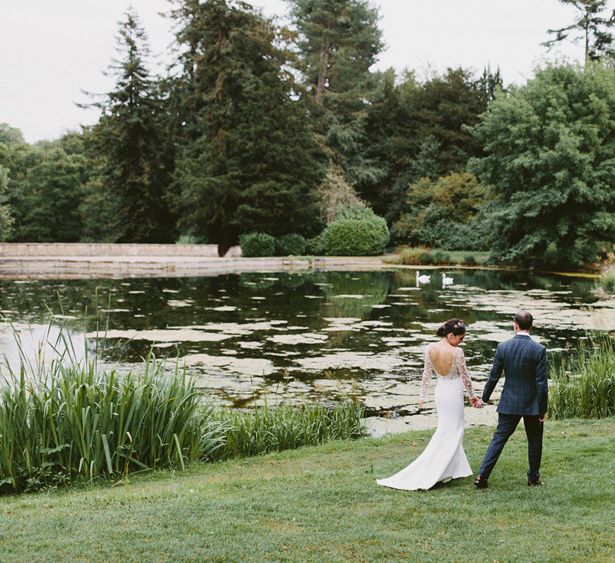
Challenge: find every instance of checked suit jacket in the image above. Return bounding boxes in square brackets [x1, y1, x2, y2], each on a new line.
[482, 333, 548, 416]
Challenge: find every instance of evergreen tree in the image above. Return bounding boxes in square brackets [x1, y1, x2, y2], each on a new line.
[82, 8, 174, 242]
[0, 162, 14, 241]
[470, 64, 615, 267]
[544, 0, 615, 63]
[170, 0, 325, 251]
[287, 0, 384, 184]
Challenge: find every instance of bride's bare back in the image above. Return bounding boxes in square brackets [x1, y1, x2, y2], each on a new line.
[427, 342, 458, 376]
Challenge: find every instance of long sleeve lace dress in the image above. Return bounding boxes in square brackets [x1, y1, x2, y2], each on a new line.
[377, 345, 476, 491]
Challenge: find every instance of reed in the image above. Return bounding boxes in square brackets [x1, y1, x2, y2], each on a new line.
[549, 334, 615, 419]
[207, 401, 365, 460]
[0, 324, 365, 492]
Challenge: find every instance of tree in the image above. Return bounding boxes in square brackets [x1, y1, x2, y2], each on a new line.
[0, 162, 14, 241]
[393, 172, 493, 250]
[170, 0, 325, 251]
[287, 0, 384, 184]
[81, 8, 174, 242]
[470, 64, 615, 267]
[359, 67, 501, 223]
[544, 0, 615, 63]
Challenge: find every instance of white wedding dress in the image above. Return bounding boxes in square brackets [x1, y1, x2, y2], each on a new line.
[377, 345, 477, 491]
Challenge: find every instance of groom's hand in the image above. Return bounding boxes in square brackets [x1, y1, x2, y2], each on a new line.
[539, 413, 546, 423]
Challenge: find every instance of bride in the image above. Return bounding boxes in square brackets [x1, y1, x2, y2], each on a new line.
[377, 318, 483, 491]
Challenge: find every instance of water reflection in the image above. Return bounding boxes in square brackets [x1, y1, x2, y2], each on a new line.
[0, 269, 612, 414]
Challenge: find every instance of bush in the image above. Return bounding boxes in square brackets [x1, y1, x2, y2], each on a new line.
[320, 206, 389, 256]
[306, 235, 324, 255]
[430, 250, 452, 265]
[276, 233, 307, 256]
[599, 268, 615, 294]
[239, 232, 276, 257]
[176, 234, 200, 244]
[464, 254, 476, 265]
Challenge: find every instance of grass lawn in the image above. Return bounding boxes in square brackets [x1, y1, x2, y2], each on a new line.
[0, 418, 613, 561]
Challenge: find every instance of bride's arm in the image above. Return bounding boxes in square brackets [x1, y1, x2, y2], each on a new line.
[455, 347, 480, 404]
[419, 347, 433, 406]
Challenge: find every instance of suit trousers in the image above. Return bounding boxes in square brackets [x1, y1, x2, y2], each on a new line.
[478, 413, 543, 481]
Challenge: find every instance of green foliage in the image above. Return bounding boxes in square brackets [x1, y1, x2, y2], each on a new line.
[0, 355, 204, 492]
[393, 172, 493, 250]
[359, 67, 502, 220]
[315, 165, 363, 223]
[209, 401, 365, 459]
[320, 205, 389, 256]
[3, 140, 86, 242]
[176, 234, 201, 245]
[393, 247, 486, 266]
[276, 233, 307, 256]
[171, 0, 324, 247]
[0, 162, 14, 240]
[470, 64, 615, 268]
[599, 268, 615, 293]
[543, 0, 615, 62]
[549, 334, 615, 419]
[306, 234, 324, 255]
[239, 232, 276, 257]
[81, 9, 175, 243]
[288, 0, 384, 185]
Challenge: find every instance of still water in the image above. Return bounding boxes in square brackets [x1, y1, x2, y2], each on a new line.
[0, 269, 613, 415]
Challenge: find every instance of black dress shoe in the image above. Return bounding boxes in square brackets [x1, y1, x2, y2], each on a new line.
[527, 479, 543, 486]
[474, 474, 488, 489]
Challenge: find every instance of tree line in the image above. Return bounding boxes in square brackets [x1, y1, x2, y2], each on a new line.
[0, 0, 614, 268]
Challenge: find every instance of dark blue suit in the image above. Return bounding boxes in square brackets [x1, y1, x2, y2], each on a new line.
[478, 333, 548, 481]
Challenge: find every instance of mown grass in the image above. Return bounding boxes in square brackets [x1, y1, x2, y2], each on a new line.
[549, 334, 615, 419]
[0, 418, 612, 561]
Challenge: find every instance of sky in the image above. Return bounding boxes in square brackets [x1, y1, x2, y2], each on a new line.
[0, 0, 604, 143]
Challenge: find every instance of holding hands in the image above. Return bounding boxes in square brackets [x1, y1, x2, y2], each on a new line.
[470, 396, 484, 409]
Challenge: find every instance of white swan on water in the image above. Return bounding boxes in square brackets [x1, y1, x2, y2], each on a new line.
[416, 271, 431, 285]
[442, 273, 454, 287]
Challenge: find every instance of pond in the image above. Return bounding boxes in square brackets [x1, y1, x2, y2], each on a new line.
[1, 268, 613, 420]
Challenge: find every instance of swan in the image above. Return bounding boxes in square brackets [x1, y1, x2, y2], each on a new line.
[416, 271, 431, 285]
[442, 273, 454, 287]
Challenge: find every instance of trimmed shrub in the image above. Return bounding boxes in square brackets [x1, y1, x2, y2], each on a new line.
[306, 235, 324, 255]
[276, 233, 307, 256]
[321, 206, 389, 256]
[239, 232, 276, 257]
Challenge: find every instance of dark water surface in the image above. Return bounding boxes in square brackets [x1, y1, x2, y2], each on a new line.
[1, 269, 612, 413]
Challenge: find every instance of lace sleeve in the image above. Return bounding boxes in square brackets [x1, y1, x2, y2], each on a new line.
[420, 347, 433, 402]
[455, 347, 476, 399]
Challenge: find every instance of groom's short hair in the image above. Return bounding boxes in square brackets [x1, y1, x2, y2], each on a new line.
[514, 311, 533, 330]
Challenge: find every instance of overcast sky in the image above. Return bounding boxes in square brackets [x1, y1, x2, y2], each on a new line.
[0, 0, 604, 143]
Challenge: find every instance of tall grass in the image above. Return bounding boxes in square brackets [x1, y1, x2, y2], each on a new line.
[0, 324, 365, 493]
[549, 334, 615, 419]
[599, 268, 615, 294]
[209, 401, 365, 460]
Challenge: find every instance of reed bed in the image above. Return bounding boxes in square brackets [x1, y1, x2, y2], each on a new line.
[0, 326, 365, 493]
[549, 334, 615, 419]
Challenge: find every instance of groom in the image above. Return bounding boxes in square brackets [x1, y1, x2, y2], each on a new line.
[475, 311, 548, 488]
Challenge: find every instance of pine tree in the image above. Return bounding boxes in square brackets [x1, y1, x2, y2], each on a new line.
[544, 0, 615, 63]
[287, 0, 384, 185]
[81, 8, 174, 242]
[169, 0, 325, 252]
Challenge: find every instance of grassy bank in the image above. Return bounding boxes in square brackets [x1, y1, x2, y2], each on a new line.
[0, 418, 613, 561]
[387, 247, 490, 266]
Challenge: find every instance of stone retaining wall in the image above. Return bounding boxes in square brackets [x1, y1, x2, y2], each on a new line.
[0, 242, 241, 257]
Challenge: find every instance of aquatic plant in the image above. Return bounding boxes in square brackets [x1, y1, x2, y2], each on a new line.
[549, 334, 615, 419]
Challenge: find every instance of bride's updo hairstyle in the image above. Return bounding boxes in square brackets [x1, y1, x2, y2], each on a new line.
[436, 318, 466, 337]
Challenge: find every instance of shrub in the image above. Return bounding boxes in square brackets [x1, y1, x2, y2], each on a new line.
[320, 206, 389, 256]
[599, 268, 615, 294]
[239, 232, 276, 257]
[397, 247, 424, 265]
[464, 254, 476, 265]
[176, 234, 200, 244]
[306, 235, 324, 255]
[276, 233, 307, 256]
[430, 250, 452, 265]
